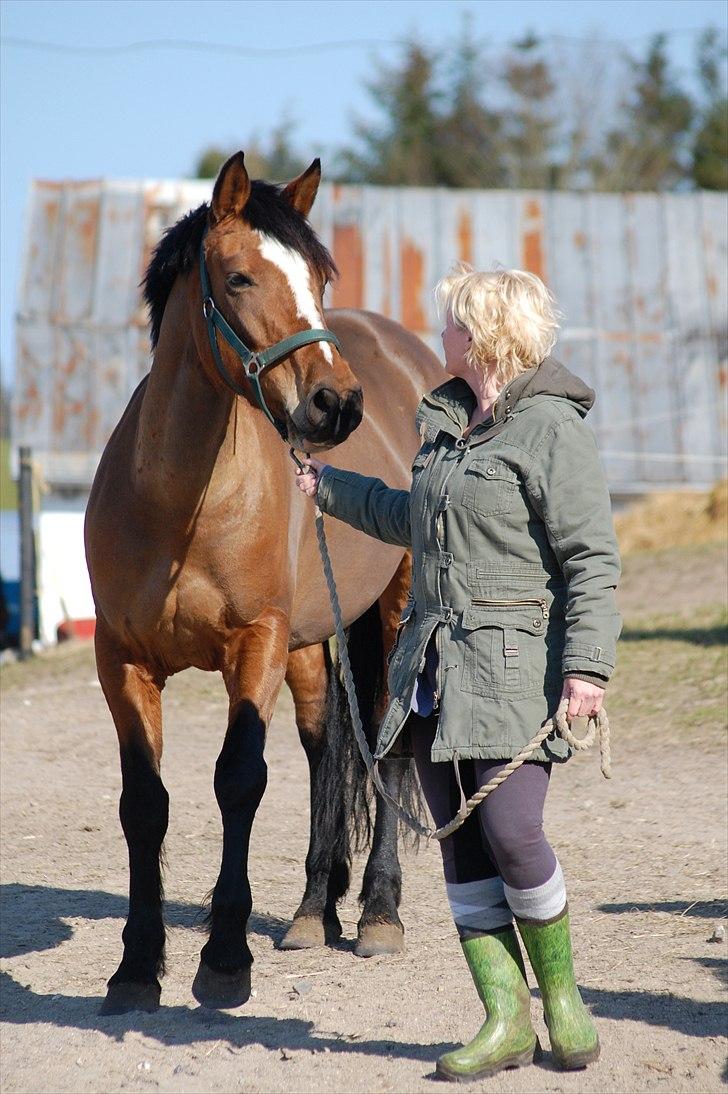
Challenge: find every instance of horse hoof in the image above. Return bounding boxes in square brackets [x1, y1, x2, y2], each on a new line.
[100, 981, 160, 1015]
[191, 961, 251, 1009]
[355, 922, 405, 958]
[279, 916, 342, 950]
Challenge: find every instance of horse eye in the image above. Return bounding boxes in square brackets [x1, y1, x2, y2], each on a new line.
[226, 272, 254, 291]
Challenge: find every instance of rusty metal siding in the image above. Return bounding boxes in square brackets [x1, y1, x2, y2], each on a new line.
[13, 180, 728, 492]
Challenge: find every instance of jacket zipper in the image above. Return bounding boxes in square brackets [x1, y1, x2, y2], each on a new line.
[433, 623, 443, 709]
[470, 596, 550, 619]
[432, 454, 462, 710]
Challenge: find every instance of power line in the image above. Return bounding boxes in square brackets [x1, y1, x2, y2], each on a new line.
[0, 27, 723, 59]
[0, 35, 400, 57]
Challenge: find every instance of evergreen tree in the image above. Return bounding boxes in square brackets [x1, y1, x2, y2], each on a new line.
[692, 28, 728, 190]
[195, 146, 229, 179]
[335, 41, 445, 185]
[593, 34, 694, 190]
[500, 33, 558, 189]
[193, 117, 306, 181]
[438, 18, 507, 188]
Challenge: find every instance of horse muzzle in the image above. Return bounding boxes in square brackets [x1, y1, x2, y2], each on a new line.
[293, 384, 363, 447]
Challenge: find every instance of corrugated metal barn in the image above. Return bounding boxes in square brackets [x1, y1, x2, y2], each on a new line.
[13, 179, 728, 493]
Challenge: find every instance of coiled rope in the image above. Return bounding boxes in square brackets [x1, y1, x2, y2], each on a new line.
[314, 502, 611, 842]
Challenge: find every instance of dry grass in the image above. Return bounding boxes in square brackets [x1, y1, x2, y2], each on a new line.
[607, 601, 727, 752]
[615, 478, 728, 555]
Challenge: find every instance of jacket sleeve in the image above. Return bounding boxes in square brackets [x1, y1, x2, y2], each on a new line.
[315, 466, 411, 547]
[523, 414, 622, 681]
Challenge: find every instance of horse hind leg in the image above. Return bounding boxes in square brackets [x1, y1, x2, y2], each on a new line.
[279, 642, 349, 950]
[356, 551, 416, 958]
[95, 620, 169, 1015]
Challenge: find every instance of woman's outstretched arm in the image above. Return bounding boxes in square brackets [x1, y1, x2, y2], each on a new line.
[295, 456, 411, 547]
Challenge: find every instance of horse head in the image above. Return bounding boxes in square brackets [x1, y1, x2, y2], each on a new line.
[197, 152, 363, 449]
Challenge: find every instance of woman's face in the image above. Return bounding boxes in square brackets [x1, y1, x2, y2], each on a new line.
[441, 309, 471, 376]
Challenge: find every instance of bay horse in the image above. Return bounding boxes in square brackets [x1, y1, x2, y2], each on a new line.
[84, 151, 444, 1014]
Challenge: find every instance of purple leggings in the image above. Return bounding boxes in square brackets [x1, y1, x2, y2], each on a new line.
[409, 710, 557, 890]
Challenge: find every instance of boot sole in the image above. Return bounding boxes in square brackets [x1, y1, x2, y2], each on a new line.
[435, 1041, 539, 1083]
[553, 1041, 600, 1070]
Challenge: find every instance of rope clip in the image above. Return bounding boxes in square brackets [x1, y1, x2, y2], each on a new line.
[289, 447, 311, 473]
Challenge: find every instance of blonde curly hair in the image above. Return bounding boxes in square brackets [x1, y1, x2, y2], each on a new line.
[435, 263, 562, 386]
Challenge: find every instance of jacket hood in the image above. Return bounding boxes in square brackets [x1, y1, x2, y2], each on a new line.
[416, 356, 595, 439]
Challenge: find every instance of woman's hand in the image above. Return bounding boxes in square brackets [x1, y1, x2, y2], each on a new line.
[294, 455, 328, 497]
[561, 677, 605, 719]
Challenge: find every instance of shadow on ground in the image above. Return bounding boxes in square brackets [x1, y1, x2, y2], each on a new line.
[0, 883, 289, 959]
[0, 968, 724, 1052]
[0, 971, 454, 1062]
[1, 884, 725, 1053]
[620, 624, 727, 646]
[688, 955, 728, 987]
[597, 899, 727, 919]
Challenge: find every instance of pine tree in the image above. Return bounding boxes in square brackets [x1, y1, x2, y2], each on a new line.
[500, 33, 558, 189]
[593, 34, 694, 190]
[692, 28, 728, 190]
[336, 41, 445, 185]
[438, 17, 507, 188]
[193, 117, 306, 181]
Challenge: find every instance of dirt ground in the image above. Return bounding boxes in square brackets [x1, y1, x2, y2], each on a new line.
[1, 540, 726, 1094]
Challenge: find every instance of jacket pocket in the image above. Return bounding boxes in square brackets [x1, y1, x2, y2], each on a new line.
[461, 456, 519, 517]
[459, 598, 550, 697]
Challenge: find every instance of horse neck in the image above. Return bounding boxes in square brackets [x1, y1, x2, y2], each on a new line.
[134, 278, 251, 509]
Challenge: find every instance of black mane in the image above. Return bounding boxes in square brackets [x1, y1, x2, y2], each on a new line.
[143, 180, 338, 348]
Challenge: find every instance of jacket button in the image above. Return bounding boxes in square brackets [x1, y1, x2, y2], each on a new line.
[486, 467, 496, 476]
[533, 619, 542, 628]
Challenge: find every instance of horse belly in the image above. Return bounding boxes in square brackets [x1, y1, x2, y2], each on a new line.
[288, 524, 404, 649]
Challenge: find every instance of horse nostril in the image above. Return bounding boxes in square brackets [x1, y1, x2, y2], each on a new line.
[343, 388, 363, 431]
[311, 387, 339, 415]
[304, 385, 363, 439]
[307, 385, 340, 426]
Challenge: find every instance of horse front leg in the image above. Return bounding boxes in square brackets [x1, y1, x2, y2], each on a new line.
[95, 620, 169, 1014]
[192, 618, 288, 1009]
[280, 642, 346, 950]
[356, 756, 407, 957]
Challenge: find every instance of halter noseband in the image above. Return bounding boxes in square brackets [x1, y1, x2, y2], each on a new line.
[199, 228, 341, 440]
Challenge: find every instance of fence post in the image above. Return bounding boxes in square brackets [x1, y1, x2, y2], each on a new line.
[18, 446, 35, 660]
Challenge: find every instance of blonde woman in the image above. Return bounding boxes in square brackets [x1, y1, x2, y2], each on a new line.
[295, 266, 621, 1081]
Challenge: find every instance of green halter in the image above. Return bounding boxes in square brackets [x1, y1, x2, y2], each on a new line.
[199, 229, 342, 440]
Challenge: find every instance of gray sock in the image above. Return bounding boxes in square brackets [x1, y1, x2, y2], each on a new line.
[503, 860, 567, 922]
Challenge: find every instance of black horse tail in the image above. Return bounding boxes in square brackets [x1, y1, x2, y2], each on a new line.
[313, 602, 424, 905]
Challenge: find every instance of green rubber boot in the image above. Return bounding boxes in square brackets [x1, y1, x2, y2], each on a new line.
[516, 907, 600, 1070]
[435, 926, 539, 1082]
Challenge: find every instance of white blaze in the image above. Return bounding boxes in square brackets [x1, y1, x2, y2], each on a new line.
[256, 232, 333, 364]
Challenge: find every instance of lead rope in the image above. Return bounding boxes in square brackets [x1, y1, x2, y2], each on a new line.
[312, 494, 611, 843]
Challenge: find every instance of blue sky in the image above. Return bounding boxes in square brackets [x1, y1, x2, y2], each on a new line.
[2, 0, 726, 388]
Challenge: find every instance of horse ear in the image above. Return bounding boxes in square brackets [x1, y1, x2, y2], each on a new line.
[282, 159, 321, 217]
[210, 152, 251, 223]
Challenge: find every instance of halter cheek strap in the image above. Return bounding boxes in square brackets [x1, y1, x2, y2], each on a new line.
[199, 231, 341, 439]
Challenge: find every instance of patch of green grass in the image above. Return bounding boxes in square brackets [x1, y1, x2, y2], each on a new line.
[0, 438, 18, 511]
[0, 640, 96, 693]
[608, 605, 727, 748]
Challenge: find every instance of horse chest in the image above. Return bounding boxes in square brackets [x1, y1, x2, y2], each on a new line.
[120, 546, 280, 665]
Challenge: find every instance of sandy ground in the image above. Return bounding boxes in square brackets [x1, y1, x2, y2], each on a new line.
[1, 541, 726, 1093]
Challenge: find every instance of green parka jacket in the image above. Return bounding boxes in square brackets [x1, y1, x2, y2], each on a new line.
[316, 356, 622, 764]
